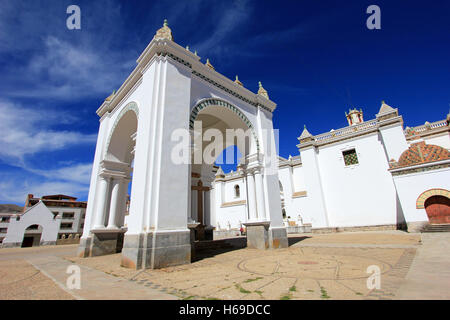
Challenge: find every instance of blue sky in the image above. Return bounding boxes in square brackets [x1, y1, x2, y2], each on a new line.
[0, 0, 449, 204]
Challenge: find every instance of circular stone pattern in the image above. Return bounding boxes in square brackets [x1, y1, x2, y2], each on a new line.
[237, 251, 391, 280]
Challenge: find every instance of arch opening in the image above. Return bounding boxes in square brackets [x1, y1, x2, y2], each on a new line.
[189, 99, 257, 245]
[22, 224, 43, 247]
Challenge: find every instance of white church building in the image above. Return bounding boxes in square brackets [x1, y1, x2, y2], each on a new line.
[215, 104, 450, 234]
[78, 20, 450, 270]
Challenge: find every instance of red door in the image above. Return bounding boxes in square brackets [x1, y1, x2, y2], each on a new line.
[425, 196, 450, 224]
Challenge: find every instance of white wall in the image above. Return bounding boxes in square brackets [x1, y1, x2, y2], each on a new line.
[393, 166, 450, 224]
[422, 133, 450, 150]
[315, 133, 399, 228]
[3, 202, 61, 245]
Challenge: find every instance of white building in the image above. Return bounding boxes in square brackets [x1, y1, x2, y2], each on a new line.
[1, 194, 86, 248]
[78, 21, 449, 270]
[213, 103, 449, 234]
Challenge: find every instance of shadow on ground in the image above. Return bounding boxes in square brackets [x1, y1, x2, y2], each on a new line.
[193, 237, 246, 262]
[288, 236, 311, 246]
[192, 235, 312, 262]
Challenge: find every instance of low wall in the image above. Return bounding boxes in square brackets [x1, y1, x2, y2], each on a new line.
[312, 224, 397, 234]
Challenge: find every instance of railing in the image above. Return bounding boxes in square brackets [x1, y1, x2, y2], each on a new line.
[313, 120, 378, 144]
[406, 119, 448, 134]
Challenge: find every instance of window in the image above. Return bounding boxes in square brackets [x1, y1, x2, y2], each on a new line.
[1, 217, 10, 223]
[234, 185, 240, 198]
[0, 228, 7, 233]
[62, 212, 75, 219]
[343, 149, 359, 166]
[60, 223, 73, 229]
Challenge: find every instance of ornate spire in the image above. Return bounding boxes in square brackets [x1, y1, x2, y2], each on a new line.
[376, 100, 398, 120]
[153, 19, 173, 41]
[298, 125, 313, 142]
[234, 75, 243, 86]
[257, 81, 269, 99]
[378, 100, 395, 114]
[205, 58, 214, 70]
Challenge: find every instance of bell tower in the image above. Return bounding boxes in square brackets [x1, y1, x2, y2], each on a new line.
[345, 108, 364, 126]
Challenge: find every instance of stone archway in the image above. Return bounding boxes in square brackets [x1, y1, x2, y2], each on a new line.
[80, 21, 287, 270]
[189, 98, 287, 251]
[22, 224, 42, 247]
[417, 189, 450, 224]
[189, 98, 259, 242]
[79, 103, 137, 257]
[424, 196, 450, 224]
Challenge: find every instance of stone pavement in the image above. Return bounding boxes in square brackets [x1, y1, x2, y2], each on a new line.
[67, 231, 430, 300]
[1, 231, 448, 300]
[395, 232, 450, 299]
[0, 244, 177, 300]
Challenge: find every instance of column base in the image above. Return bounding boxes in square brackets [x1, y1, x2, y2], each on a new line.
[77, 229, 125, 257]
[268, 226, 288, 248]
[121, 230, 191, 270]
[244, 222, 288, 250]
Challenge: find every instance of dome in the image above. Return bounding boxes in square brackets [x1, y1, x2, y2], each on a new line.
[396, 141, 450, 167]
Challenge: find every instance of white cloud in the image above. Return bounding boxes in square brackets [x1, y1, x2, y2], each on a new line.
[0, 100, 96, 164]
[0, 178, 90, 204]
[29, 163, 92, 185]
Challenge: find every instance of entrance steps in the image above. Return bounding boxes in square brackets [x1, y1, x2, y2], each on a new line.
[421, 224, 450, 233]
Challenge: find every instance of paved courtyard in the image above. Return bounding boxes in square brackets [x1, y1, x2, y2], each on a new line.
[0, 231, 449, 300]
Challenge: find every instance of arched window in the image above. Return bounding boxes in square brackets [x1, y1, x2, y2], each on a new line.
[234, 185, 240, 198]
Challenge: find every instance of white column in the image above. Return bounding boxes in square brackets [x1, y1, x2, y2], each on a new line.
[93, 176, 110, 229]
[246, 172, 258, 221]
[254, 170, 266, 221]
[107, 178, 122, 229]
[115, 179, 129, 228]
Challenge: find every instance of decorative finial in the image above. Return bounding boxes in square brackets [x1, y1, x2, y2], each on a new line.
[186, 45, 189, 51]
[257, 81, 269, 99]
[153, 18, 173, 41]
[194, 50, 197, 56]
[205, 58, 214, 70]
[234, 75, 243, 86]
[382, 100, 386, 104]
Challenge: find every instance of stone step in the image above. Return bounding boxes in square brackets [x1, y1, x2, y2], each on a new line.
[422, 224, 450, 233]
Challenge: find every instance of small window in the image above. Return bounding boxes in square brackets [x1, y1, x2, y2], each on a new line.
[62, 212, 75, 219]
[60, 223, 73, 229]
[1, 217, 10, 223]
[343, 149, 358, 166]
[234, 185, 240, 198]
[0, 228, 7, 233]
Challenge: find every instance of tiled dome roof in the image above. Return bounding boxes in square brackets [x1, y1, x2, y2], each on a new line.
[397, 141, 450, 167]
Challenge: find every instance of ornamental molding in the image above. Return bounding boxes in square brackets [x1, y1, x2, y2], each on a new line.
[190, 98, 260, 153]
[416, 188, 450, 209]
[97, 38, 276, 117]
